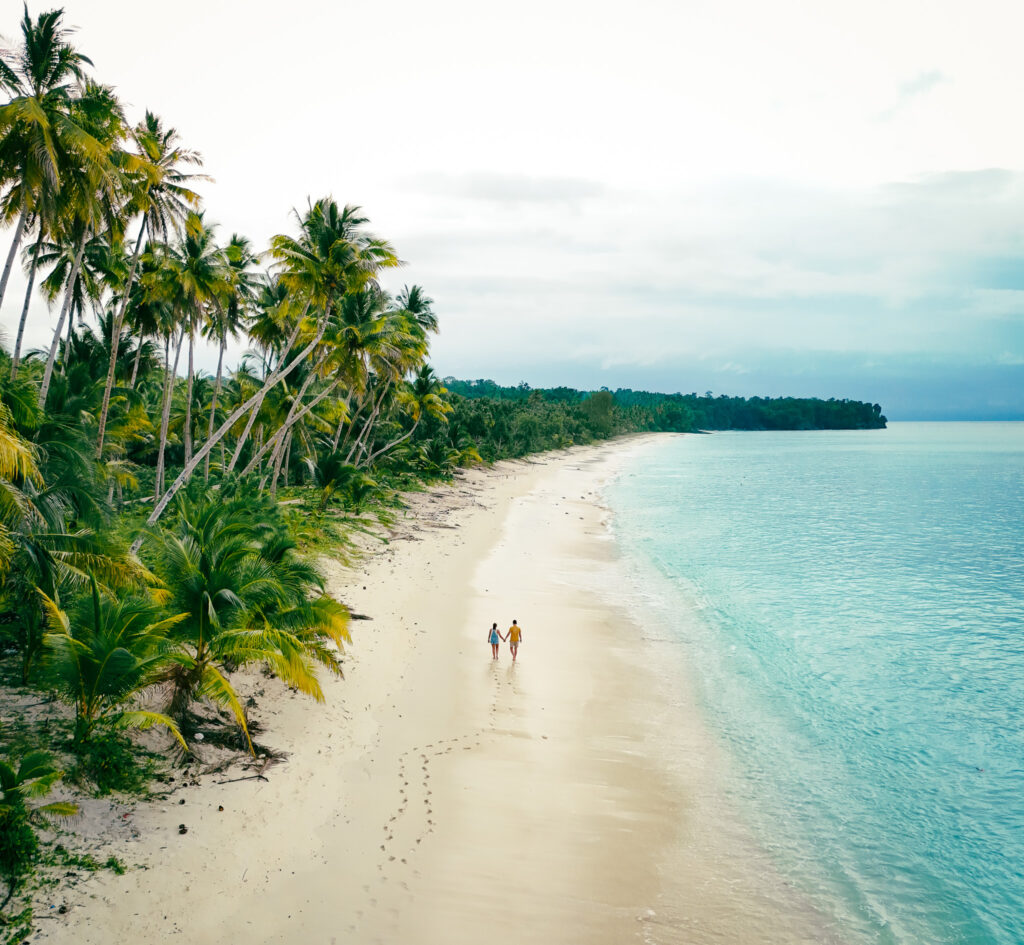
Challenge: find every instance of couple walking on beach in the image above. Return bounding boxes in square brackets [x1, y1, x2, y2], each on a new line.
[488, 620, 523, 661]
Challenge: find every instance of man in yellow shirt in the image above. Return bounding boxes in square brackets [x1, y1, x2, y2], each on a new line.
[506, 619, 523, 662]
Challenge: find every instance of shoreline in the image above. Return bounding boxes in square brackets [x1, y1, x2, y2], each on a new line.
[42, 435, 833, 943]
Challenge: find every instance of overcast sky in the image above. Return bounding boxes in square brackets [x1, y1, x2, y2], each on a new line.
[3, 0, 1024, 418]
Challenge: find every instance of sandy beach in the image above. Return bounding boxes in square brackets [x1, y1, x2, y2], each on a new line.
[41, 436, 835, 945]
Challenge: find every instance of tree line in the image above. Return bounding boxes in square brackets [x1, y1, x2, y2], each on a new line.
[443, 380, 886, 458]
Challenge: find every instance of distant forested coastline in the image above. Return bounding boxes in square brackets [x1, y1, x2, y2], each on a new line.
[443, 378, 885, 461]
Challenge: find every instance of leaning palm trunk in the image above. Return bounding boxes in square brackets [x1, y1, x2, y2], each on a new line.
[0, 206, 28, 315]
[244, 377, 343, 479]
[268, 431, 288, 495]
[10, 225, 45, 380]
[330, 413, 346, 450]
[282, 429, 292, 488]
[128, 339, 144, 389]
[60, 297, 77, 374]
[259, 351, 328, 478]
[155, 331, 183, 499]
[38, 233, 87, 407]
[337, 389, 371, 454]
[183, 329, 194, 466]
[204, 336, 226, 482]
[361, 418, 420, 469]
[131, 306, 331, 550]
[226, 302, 310, 472]
[346, 380, 393, 465]
[97, 218, 147, 454]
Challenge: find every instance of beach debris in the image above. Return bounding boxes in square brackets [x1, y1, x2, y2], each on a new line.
[178, 825, 188, 834]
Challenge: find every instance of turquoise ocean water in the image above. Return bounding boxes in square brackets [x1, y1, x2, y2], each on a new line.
[607, 422, 1024, 944]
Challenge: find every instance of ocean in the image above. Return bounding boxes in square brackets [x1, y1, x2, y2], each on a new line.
[606, 422, 1024, 945]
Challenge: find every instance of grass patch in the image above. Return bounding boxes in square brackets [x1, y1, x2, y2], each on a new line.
[46, 845, 126, 876]
[66, 733, 163, 797]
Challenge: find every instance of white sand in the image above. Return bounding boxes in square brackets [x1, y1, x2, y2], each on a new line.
[41, 437, 837, 944]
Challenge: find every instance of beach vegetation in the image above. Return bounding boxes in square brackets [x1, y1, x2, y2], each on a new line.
[0, 749, 77, 914]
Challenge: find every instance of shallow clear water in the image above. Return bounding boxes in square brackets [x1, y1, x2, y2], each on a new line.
[608, 422, 1024, 945]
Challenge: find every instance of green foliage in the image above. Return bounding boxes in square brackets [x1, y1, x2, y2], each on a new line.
[0, 750, 77, 915]
[48, 845, 126, 875]
[442, 379, 886, 461]
[153, 490, 349, 751]
[41, 575, 185, 747]
[0, 805, 36, 910]
[66, 732, 161, 797]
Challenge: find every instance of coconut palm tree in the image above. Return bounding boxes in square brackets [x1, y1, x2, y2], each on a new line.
[0, 749, 78, 912]
[1, 383, 149, 681]
[0, 5, 106, 375]
[135, 199, 399, 541]
[203, 233, 257, 480]
[159, 211, 228, 466]
[96, 111, 206, 454]
[154, 492, 349, 751]
[360, 363, 452, 469]
[41, 575, 186, 747]
[38, 80, 130, 407]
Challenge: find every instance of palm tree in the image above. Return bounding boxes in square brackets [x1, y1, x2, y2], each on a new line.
[95, 111, 205, 454]
[121, 244, 169, 389]
[41, 575, 186, 746]
[154, 492, 349, 751]
[0, 5, 105, 375]
[0, 399, 40, 577]
[0, 749, 78, 912]
[38, 80, 129, 407]
[203, 233, 256, 480]
[360, 363, 451, 468]
[159, 211, 228, 466]
[302, 450, 365, 513]
[36, 228, 107, 373]
[0, 388, 149, 681]
[135, 198, 399, 542]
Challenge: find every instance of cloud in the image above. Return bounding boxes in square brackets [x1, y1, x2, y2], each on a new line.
[880, 168, 1016, 203]
[401, 171, 606, 206]
[876, 69, 948, 122]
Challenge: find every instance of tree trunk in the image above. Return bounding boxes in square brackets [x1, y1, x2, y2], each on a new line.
[38, 232, 88, 407]
[241, 375, 340, 478]
[10, 225, 45, 380]
[155, 332, 183, 499]
[97, 217, 147, 454]
[362, 417, 420, 468]
[338, 391, 370, 454]
[183, 329, 195, 466]
[282, 429, 292, 488]
[128, 339, 144, 389]
[226, 302, 310, 472]
[0, 205, 28, 315]
[60, 297, 77, 375]
[260, 352, 327, 477]
[331, 413, 346, 450]
[132, 304, 330, 548]
[204, 336, 226, 482]
[346, 380, 392, 465]
[268, 430, 287, 496]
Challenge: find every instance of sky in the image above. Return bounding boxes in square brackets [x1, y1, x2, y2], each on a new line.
[3, 0, 1024, 419]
